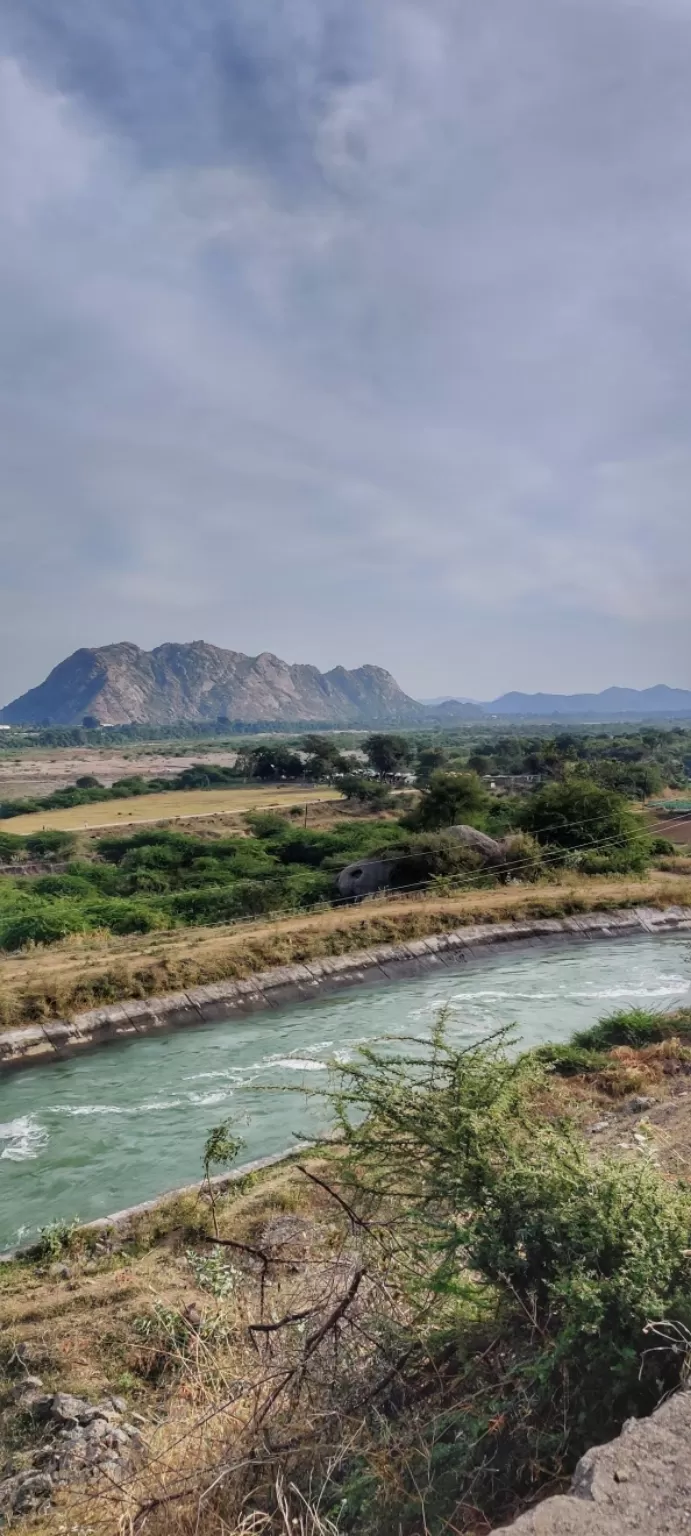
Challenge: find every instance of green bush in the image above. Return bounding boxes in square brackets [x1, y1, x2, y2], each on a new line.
[25, 830, 77, 858]
[403, 770, 489, 831]
[519, 779, 649, 865]
[244, 811, 290, 839]
[339, 775, 392, 808]
[651, 836, 676, 856]
[573, 1007, 691, 1052]
[534, 1042, 611, 1075]
[0, 901, 90, 950]
[0, 830, 26, 862]
[329, 1024, 691, 1530]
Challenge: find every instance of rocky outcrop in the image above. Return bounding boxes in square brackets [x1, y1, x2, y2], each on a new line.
[1, 641, 425, 726]
[494, 1388, 691, 1532]
[0, 1382, 144, 1517]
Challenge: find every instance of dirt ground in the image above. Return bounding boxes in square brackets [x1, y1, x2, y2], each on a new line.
[0, 748, 242, 802]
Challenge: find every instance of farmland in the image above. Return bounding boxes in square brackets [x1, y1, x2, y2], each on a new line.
[0, 784, 340, 835]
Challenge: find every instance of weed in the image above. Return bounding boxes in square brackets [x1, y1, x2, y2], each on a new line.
[186, 1245, 238, 1299]
[36, 1216, 81, 1261]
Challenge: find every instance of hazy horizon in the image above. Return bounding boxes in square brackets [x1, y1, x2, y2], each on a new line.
[2, 1, 690, 704]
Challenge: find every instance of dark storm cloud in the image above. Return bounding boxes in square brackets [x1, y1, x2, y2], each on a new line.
[1, 0, 690, 703]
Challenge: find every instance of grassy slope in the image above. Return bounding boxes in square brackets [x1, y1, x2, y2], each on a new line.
[1, 870, 689, 1028]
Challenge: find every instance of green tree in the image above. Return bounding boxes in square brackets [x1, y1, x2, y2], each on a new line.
[407, 770, 489, 831]
[363, 734, 414, 779]
[248, 746, 305, 781]
[415, 746, 449, 785]
[339, 775, 392, 808]
[519, 778, 649, 859]
[202, 1120, 245, 1236]
[302, 735, 351, 781]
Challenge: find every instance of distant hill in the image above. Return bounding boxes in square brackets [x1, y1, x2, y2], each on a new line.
[484, 686, 691, 717]
[1, 642, 427, 727]
[428, 698, 486, 720]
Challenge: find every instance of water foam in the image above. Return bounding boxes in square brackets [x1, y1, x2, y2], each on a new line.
[0, 1116, 48, 1161]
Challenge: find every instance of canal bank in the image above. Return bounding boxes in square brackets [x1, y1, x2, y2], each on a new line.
[2, 904, 691, 1070]
[1, 923, 690, 1248]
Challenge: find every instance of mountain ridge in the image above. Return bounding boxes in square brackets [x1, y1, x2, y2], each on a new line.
[484, 685, 691, 716]
[0, 641, 427, 727]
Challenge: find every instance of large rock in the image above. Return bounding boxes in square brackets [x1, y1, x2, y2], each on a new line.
[337, 856, 401, 900]
[444, 825, 505, 860]
[493, 1388, 691, 1532]
[336, 825, 505, 900]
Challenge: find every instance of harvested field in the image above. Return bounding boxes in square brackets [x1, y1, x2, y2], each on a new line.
[0, 747, 241, 801]
[0, 784, 340, 836]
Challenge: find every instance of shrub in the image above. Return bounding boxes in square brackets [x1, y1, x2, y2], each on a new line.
[573, 1007, 691, 1052]
[0, 901, 90, 950]
[244, 811, 290, 839]
[0, 830, 26, 863]
[83, 898, 169, 935]
[403, 770, 489, 831]
[534, 1042, 611, 1075]
[339, 775, 392, 808]
[25, 830, 77, 858]
[500, 830, 544, 879]
[329, 1023, 691, 1528]
[519, 779, 649, 864]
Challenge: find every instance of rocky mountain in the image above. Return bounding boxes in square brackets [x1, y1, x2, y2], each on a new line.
[0, 642, 427, 727]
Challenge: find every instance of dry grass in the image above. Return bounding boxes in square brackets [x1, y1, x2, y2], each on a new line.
[0, 1157, 368, 1536]
[0, 871, 689, 1031]
[0, 786, 340, 836]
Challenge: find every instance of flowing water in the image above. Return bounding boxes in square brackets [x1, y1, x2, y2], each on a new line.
[0, 933, 690, 1250]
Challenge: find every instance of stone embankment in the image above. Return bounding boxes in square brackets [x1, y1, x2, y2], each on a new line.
[496, 1388, 691, 1533]
[0, 860, 70, 879]
[1, 905, 690, 1069]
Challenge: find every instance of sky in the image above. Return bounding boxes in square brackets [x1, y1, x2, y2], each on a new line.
[1, 0, 691, 707]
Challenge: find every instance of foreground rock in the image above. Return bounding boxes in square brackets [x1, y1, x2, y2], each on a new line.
[495, 1389, 691, 1532]
[0, 1387, 144, 1517]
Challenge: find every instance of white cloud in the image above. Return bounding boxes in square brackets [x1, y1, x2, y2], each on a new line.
[0, 1, 690, 702]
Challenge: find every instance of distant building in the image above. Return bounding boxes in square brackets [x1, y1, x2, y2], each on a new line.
[483, 773, 545, 793]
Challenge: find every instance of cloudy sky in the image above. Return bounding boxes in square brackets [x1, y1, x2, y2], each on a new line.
[1, 0, 690, 706]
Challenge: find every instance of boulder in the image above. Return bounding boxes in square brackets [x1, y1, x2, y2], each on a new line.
[336, 825, 506, 900]
[337, 856, 399, 900]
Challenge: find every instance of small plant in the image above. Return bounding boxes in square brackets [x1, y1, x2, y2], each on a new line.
[202, 1120, 245, 1235]
[36, 1216, 81, 1261]
[186, 1244, 237, 1298]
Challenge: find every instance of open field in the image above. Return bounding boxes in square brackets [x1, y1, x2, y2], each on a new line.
[0, 784, 341, 835]
[1, 870, 689, 1029]
[0, 746, 242, 801]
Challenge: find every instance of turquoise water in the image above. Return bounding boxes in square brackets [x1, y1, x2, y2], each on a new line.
[0, 934, 689, 1249]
